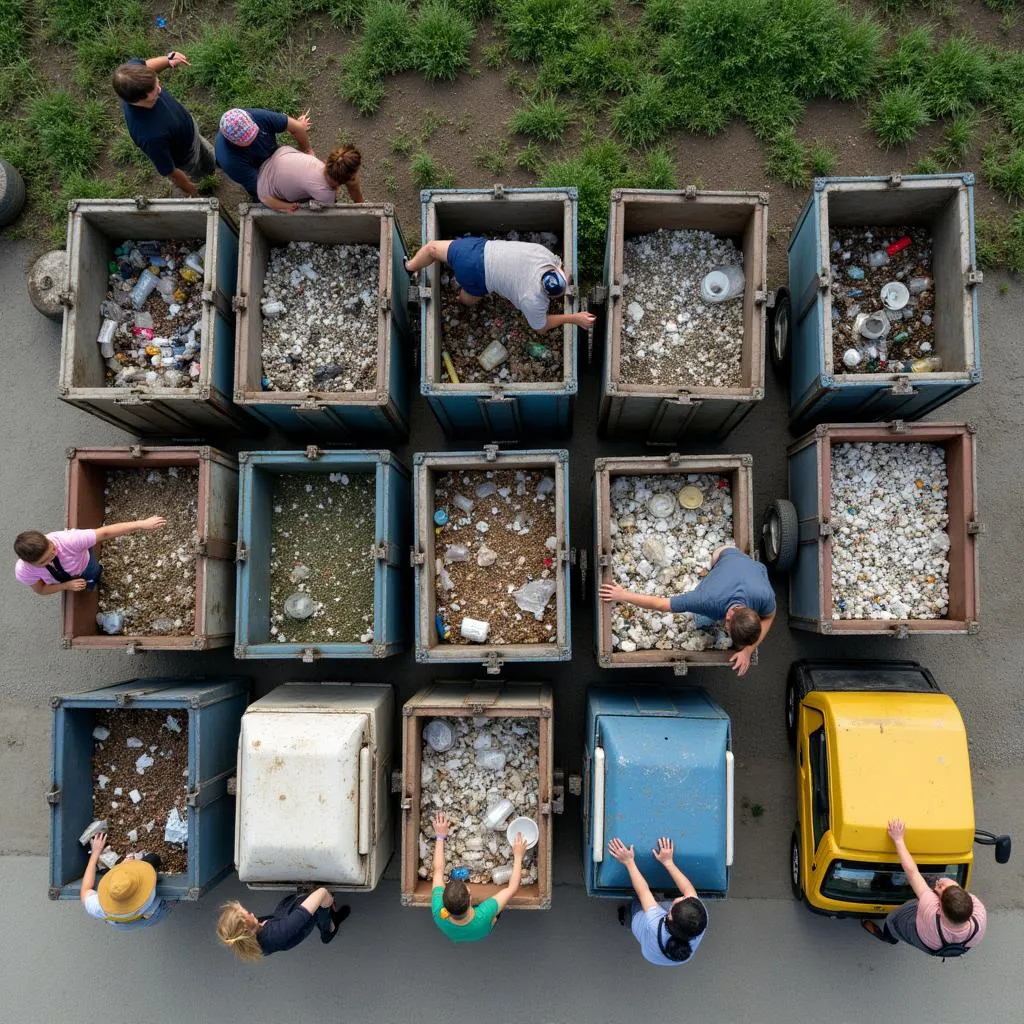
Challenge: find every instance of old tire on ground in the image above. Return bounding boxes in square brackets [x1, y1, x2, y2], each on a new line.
[762, 498, 798, 572]
[27, 250, 67, 320]
[768, 287, 791, 374]
[0, 159, 26, 228]
[790, 830, 803, 901]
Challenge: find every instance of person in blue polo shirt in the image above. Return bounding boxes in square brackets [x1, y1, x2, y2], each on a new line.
[113, 52, 216, 197]
[215, 107, 314, 201]
[600, 544, 776, 676]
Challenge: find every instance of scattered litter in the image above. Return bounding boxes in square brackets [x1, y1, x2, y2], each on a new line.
[164, 807, 188, 845]
[79, 820, 108, 846]
[129, 789, 142, 804]
[126, 738, 143, 749]
[135, 753, 154, 774]
[92, 726, 110, 742]
[98, 849, 121, 870]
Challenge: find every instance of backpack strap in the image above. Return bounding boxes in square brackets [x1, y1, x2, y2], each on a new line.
[935, 913, 980, 951]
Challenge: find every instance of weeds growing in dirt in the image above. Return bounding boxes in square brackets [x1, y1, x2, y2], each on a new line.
[0, 57, 34, 111]
[983, 139, 1024, 201]
[48, 0, 138, 44]
[508, 95, 571, 142]
[867, 86, 931, 148]
[612, 76, 675, 147]
[935, 113, 977, 167]
[483, 44, 505, 69]
[411, 1, 475, 82]
[361, 0, 413, 75]
[323, 0, 366, 29]
[976, 213, 1024, 275]
[339, 51, 385, 115]
[418, 109, 451, 144]
[411, 151, 455, 190]
[30, 91, 106, 177]
[0, 0, 26, 63]
[389, 122, 414, 155]
[914, 156, 943, 175]
[765, 129, 809, 189]
[923, 35, 992, 118]
[74, 21, 150, 92]
[809, 141, 838, 176]
[501, 0, 612, 62]
[111, 127, 151, 168]
[515, 141, 544, 174]
[474, 138, 509, 175]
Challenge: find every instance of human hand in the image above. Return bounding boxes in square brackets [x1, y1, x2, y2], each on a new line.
[295, 109, 313, 133]
[65, 579, 88, 592]
[729, 647, 753, 677]
[599, 582, 628, 604]
[887, 818, 906, 843]
[512, 832, 527, 859]
[608, 838, 634, 865]
[90, 832, 107, 855]
[574, 311, 596, 330]
[433, 811, 450, 838]
[140, 515, 167, 531]
[167, 52, 191, 69]
[284, 203, 299, 213]
[653, 836, 674, 865]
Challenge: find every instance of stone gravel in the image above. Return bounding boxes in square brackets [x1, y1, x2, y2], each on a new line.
[260, 241, 379, 393]
[619, 229, 744, 388]
[417, 715, 539, 886]
[608, 473, 734, 652]
[830, 442, 950, 620]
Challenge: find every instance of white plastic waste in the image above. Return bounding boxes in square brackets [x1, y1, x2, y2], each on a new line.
[491, 865, 514, 885]
[96, 611, 125, 635]
[477, 340, 509, 371]
[700, 264, 745, 302]
[79, 820, 108, 846]
[483, 799, 514, 829]
[164, 807, 188, 845]
[92, 726, 110, 742]
[283, 592, 315, 619]
[476, 749, 507, 771]
[452, 493, 475, 514]
[135, 753, 154, 774]
[512, 579, 557, 620]
[423, 719, 454, 752]
[460, 617, 490, 643]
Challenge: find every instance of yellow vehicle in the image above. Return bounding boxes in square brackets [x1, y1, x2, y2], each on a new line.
[787, 660, 1010, 917]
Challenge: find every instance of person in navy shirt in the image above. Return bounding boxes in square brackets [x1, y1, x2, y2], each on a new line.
[215, 107, 314, 200]
[113, 53, 216, 197]
[600, 544, 776, 676]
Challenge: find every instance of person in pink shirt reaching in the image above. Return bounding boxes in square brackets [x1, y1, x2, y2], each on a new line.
[13, 516, 166, 596]
[256, 143, 364, 213]
[861, 818, 987, 957]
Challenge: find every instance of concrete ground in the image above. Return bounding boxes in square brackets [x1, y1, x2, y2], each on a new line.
[0, 233, 1021, 1023]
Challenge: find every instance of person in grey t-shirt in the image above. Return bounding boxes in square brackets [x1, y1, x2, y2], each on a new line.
[403, 237, 596, 333]
[600, 545, 776, 676]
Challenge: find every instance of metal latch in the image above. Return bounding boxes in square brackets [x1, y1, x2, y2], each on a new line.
[134, 195, 150, 209]
[818, 269, 831, 290]
[46, 785, 61, 806]
[966, 267, 983, 286]
[598, 553, 610, 567]
[374, 541, 397, 562]
[667, 452, 682, 464]
[301, 647, 319, 663]
[609, 283, 622, 299]
[890, 376, 915, 396]
[408, 285, 423, 303]
[754, 289, 767, 306]
[888, 419, 907, 433]
[967, 521, 986, 536]
[235, 541, 248, 563]
[492, 183, 505, 199]
[304, 445, 321, 460]
[482, 443, 499, 461]
[483, 651, 503, 675]
[379, 295, 391, 312]
[683, 185, 697, 200]
[887, 172, 903, 187]
[410, 548, 425, 567]
[231, 295, 247, 312]
[894, 624, 910, 640]
[589, 285, 608, 305]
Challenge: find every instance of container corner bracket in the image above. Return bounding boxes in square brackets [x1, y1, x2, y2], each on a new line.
[483, 652, 503, 675]
[887, 172, 903, 188]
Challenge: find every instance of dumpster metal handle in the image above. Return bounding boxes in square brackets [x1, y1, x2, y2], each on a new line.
[357, 746, 371, 856]
[725, 750, 735, 868]
[592, 747, 606, 864]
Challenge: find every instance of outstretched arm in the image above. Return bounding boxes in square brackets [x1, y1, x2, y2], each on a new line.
[492, 833, 527, 913]
[609, 838, 658, 911]
[94, 516, 166, 542]
[80, 832, 106, 905]
[599, 582, 671, 613]
[653, 837, 698, 899]
[286, 110, 313, 154]
[889, 818, 930, 900]
[144, 52, 190, 73]
[431, 811, 449, 889]
[541, 312, 595, 333]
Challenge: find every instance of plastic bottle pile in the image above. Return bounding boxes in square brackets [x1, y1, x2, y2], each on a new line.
[608, 473, 734, 652]
[828, 226, 938, 373]
[830, 442, 950, 620]
[98, 238, 206, 389]
[619, 228, 744, 388]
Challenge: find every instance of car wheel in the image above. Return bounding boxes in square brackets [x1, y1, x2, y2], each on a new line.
[0, 158, 26, 228]
[762, 498, 798, 572]
[790, 830, 803, 901]
[785, 673, 798, 749]
[769, 287, 791, 374]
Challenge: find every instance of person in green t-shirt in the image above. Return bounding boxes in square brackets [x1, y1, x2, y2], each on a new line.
[430, 810, 528, 943]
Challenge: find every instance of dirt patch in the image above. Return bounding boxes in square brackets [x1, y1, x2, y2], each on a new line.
[97, 468, 198, 637]
[91, 709, 189, 874]
[433, 468, 558, 646]
[269, 472, 376, 645]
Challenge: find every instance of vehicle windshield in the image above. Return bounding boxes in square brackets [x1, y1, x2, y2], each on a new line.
[821, 860, 968, 905]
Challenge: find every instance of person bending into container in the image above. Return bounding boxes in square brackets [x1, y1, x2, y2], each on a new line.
[13, 516, 167, 597]
[80, 832, 170, 929]
[861, 818, 987, 956]
[599, 544, 775, 677]
[431, 811, 527, 943]
[216, 888, 351, 961]
[216, 107, 314, 201]
[402, 237, 597, 334]
[113, 53, 215, 198]
[609, 836, 709, 967]
[257, 143, 364, 213]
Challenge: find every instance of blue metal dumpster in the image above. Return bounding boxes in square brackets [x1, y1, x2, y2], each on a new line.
[235, 448, 410, 659]
[49, 677, 249, 902]
[412, 448, 572, 672]
[233, 204, 411, 439]
[784, 174, 981, 429]
[417, 187, 578, 440]
[582, 686, 733, 899]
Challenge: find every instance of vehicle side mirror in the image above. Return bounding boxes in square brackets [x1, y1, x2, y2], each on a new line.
[974, 829, 1012, 864]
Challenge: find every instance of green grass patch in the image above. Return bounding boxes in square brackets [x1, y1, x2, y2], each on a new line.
[508, 95, 571, 142]
[410, 150, 455, 189]
[500, 0, 612, 62]
[612, 76, 675, 148]
[764, 128, 809, 188]
[0, 0, 26, 64]
[0, 56, 34, 111]
[361, 0, 413, 75]
[976, 213, 1024, 275]
[914, 155, 943, 175]
[867, 86, 930, 148]
[74, 19, 151, 93]
[30, 91, 106, 177]
[474, 138, 509, 175]
[411, 1, 475, 82]
[922, 36, 992, 118]
[983, 139, 1024, 202]
[643, 0, 687, 34]
[237, 0, 309, 37]
[339, 51, 385, 115]
[884, 25, 933, 88]
[323, 0, 366, 29]
[177, 25, 269, 108]
[933, 113, 977, 167]
[389, 120, 414, 155]
[809, 141, 838, 176]
[515, 141, 544, 174]
[450, 0, 493, 20]
[418, 109, 451, 144]
[110, 126, 151, 168]
[540, 24, 651, 102]
[48, 0, 141, 44]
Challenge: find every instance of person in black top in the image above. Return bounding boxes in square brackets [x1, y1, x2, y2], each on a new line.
[216, 887, 350, 962]
[113, 52, 216, 197]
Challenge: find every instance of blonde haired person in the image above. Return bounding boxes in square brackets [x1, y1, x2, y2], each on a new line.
[217, 888, 350, 961]
[256, 144, 364, 213]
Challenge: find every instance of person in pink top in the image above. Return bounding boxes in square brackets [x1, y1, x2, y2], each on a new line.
[256, 144, 364, 213]
[861, 818, 987, 957]
[13, 516, 166, 596]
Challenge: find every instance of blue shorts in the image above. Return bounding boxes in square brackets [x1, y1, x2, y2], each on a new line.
[446, 236, 488, 298]
[83, 549, 103, 591]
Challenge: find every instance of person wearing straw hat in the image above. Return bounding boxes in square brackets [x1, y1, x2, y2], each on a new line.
[80, 832, 170, 930]
[215, 107, 314, 201]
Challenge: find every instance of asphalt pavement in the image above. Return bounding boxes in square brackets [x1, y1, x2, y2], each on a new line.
[0, 229, 1022, 1024]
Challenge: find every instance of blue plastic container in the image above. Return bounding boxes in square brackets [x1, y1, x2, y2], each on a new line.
[582, 686, 733, 899]
[417, 187, 578, 440]
[786, 174, 981, 430]
[233, 205, 411, 439]
[49, 677, 249, 903]
[235, 449, 410, 659]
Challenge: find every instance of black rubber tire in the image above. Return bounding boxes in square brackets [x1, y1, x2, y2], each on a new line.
[790, 830, 803, 901]
[762, 498, 799, 573]
[768, 287, 791, 374]
[0, 158, 26, 228]
[785, 672, 799, 749]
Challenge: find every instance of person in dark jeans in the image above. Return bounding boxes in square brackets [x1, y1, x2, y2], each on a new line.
[217, 888, 350, 962]
[80, 832, 171, 929]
